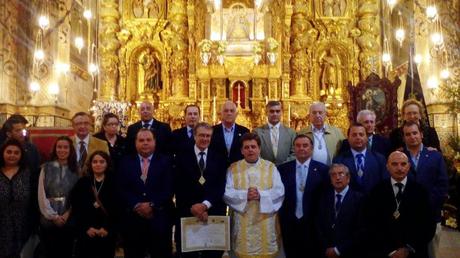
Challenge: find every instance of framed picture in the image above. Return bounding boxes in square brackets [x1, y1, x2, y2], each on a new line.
[347, 73, 401, 135]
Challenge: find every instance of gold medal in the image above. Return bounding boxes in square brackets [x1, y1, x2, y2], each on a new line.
[393, 210, 400, 219]
[93, 201, 100, 208]
[199, 176, 206, 185]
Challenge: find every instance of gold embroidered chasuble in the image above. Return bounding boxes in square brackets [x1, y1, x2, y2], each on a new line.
[224, 158, 285, 257]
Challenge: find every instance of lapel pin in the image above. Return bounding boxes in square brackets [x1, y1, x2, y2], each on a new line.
[238, 133, 241, 137]
[313, 168, 317, 172]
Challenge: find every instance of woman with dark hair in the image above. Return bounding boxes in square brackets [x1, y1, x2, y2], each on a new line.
[71, 150, 117, 258]
[0, 139, 34, 258]
[38, 136, 79, 258]
[94, 113, 126, 165]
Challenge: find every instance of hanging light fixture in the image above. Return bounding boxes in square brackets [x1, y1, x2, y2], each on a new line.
[440, 69, 450, 79]
[29, 81, 41, 93]
[88, 63, 99, 75]
[34, 49, 45, 61]
[387, 0, 397, 11]
[414, 54, 423, 64]
[38, 15, 50, 30]
[48, 82, 60, 95]
[382, 52, 391, 63]
[430, 32, 444, 47]
[74, 36, 84, 53]
[83, 9, 92, 20]
[426, 5, 438, 21]
[395, 28, 405, 46]
[427, 76, 439, 89]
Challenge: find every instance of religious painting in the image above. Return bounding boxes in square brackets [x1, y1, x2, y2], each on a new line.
[137, 47, 162, 97]
[347, 73, 400, 135]
[359, 87, 386, 122]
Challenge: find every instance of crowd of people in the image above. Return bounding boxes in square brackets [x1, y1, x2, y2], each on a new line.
[0, 98, 449, 258]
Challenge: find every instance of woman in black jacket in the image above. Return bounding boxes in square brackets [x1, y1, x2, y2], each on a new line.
[71, 150, 117, 258]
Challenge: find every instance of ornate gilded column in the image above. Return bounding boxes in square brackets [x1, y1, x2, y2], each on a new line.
[99, 0, 120, 101]
[169, 0, 189, 98]
[290, 1, 314, 98]
[356, 0, 381, 79]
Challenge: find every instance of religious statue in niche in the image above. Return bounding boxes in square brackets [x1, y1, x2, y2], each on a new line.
[227, 5, 251, 41]
[361, 87, 386, 118]
[319, 49, 343, 95]
[232, 81, 246, 109]
[138, 48, 162, 94]
[322, 0, 347, 17]
[133, 0, 159, 18]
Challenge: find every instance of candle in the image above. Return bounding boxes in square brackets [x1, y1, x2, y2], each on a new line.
[288, 103, 291, 125]
[212, 96, 216, 124]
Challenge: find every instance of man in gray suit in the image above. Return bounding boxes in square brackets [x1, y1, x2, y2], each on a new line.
[254, 101, 296, 165]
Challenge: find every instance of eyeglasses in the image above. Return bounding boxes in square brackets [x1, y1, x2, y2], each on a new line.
[105, 123, 119, 127]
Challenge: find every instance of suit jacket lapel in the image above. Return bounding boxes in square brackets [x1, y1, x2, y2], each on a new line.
[278, 125, 289, 158]
[230, 124, 241, 153]
[416, 147, 428, 173]
[261, 125, 275, 160]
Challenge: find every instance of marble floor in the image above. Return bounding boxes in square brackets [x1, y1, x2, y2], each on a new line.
[438, 227, 460, 258]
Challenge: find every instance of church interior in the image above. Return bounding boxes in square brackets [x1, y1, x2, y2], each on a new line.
[1, 0, 460, 237]
[0, 0, 458, 135]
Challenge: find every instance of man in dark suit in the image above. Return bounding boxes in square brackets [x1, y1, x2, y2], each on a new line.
[317, 163, 364, 258]
[389, 99, 440, 151]
[253, 101, 296, 165]
[402, 121, 448, 258]
[278, 134, 330, 257]
[364, 151, 435, 258]
[126, 101, 172, 155]
[333, 123, 387, 194]
[118, 128, 174, 258]
[174, 122, 227, 258]
[209, 100, 249, 165]
[171, 104, 200, 157]
[339, 109, 391, 158]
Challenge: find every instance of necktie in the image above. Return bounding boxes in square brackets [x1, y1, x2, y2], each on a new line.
[335, 194, 342, 217]
[295, 165, 306, 219]
[271, 126, 278, 157]
[189, 128, 193, 138]
[79, 141, 87, 169]
[143, 123, 150, 129]
[141, 157, 149, 183]
[395, 182, 404, 202]
[198, 152, 205, 171]
[368, 135, 373, 149]
[356, 153, 364, 184]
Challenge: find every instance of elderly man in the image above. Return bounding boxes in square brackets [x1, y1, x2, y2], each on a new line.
[224, 133, 284, 258]
[317, 164, 364, 258]
[126, 101, 172, 155]
[333, 123, 387, 194]
[339, 109, 391, 157]
[254, 101, 296, 165]
[209, 100, 249, 165]
[364, 151, 435, 258]
[174, 122, 227, 258]
[171, 104, 200, 156]
[118, 128, 174, 258]
[278, 134, 329, 257]
[71, 112, 109, 171]
[300, 102, 345, 165]
[389, 99, 440, 151]
[402, 121, 448, 258]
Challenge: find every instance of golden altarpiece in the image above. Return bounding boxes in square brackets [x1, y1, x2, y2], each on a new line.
[97, 0, 383, 130]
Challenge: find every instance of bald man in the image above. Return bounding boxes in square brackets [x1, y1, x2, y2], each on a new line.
[126, 101, 172, 155]
[209, 100, 249, 165]
[364, 151, 435, 258]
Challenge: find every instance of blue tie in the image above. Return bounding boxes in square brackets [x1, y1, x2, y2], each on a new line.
[335, 194, 342, 217]
[356, 153, 364, 184]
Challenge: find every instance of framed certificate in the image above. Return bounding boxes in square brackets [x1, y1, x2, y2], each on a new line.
[180, 216, 231, 252]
